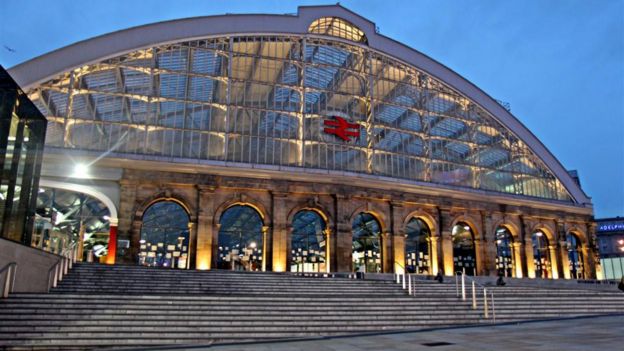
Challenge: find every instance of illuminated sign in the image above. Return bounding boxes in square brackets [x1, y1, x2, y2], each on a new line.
[597, 222, 624, 232]
[323, 116, 360, 142]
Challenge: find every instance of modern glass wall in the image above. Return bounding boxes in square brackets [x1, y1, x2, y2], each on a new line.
[26, 31, 572, 202]
[0, 67, 47, 244]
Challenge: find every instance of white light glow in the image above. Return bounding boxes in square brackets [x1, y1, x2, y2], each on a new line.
[249, 242, 257, 249]
[73, 163, 89, 178]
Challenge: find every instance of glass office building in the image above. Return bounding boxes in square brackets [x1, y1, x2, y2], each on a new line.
[7, 5, 598, 278]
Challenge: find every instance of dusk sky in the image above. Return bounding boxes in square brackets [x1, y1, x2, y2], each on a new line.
[1, 0, 622, 218]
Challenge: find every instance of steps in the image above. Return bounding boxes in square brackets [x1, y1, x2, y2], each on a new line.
[1, 264, 623, 350]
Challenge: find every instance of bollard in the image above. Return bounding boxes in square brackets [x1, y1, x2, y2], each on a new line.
[461, 273, 466, 301]
[471, 281, 476, 309]
[408, 274, 412, 295]
[483, 288, 489, 318]
[402, 273, 406, 290]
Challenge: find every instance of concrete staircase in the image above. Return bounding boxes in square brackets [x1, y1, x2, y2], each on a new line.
[0, 263, 480, 350]
[1, 264, 623, 350]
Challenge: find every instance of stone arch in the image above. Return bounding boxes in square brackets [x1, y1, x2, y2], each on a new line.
[492, 219, 521, 242]
[349, 203, 388, 234]
[402, 210, 437, 234]
[135, 191, 195, 222]
[530, 223, 556, 244]
[567, 225, 589, 247]
[450, 215, 480, 238]
[213, 195, 270, 229]
[286, 201, 334, 230]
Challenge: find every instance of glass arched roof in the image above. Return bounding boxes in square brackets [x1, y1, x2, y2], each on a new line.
[308, 17, 368, 44]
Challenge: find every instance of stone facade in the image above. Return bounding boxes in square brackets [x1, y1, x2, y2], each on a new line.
[116, 168, 597, 279]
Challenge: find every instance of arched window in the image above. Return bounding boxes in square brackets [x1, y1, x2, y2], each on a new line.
[532, 231, 551, 279]
[217, 205, 264, 271]
[495, 226, 514, 277]
[567, 233, 584, 279]
[308, 17, 368, 44]
[139, 201, 190, 269]
[352, 212, 382, 273]
[291, 210, 327, 273]
[452, 222, 476, 276]
[405, 218, 431, 274]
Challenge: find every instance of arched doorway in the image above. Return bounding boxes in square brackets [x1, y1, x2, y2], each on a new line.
[352, 212, 382, 273]
[290, 210, 327, 273]
[452, 222, 476, 276]
[532, 231, 551, 279]
[567, 233, 584, 279]
[405, 218, 431, 274]
[495, 226, 514, 277]
[139, 201, 190, 269]
[217, 205, 264, 271]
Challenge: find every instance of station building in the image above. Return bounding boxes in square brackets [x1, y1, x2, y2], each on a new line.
[7, 5, 598, 278]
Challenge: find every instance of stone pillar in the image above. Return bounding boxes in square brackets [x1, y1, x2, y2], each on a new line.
[559, 239, 571, 279]
[480, 213, 497, 276]
[105, 218, 119, 265]
[271, 193, 288, 272]
[195, 186, 215, 270]
[585, 222, 599, 279]
[512, 242, 524, 278]
[324, 228, 332, 273]
[335, 195, 351, 272]
[393, 234, 406, 274]
[76, 222, 87, 262]
[524, 235, 536, 278]
[186, 221, 197, 269]
[117, 180, 138, 264]
[429, 235, 441, 276]
[548, 245, 559, 279]
[390, 202, 404, 274]
[439, 209, 454, 276]
[381, 232, 391, 273]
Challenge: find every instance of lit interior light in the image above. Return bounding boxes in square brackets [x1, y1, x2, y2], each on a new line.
[464, 226, 470, 231]
[103, 215, 110, 221]
[73, 163, 89, 178]
[535, 232, 543, 237]
[38, 188, 45, 193]
[249, 242, 257, 249]
[618, 239, 624, 245]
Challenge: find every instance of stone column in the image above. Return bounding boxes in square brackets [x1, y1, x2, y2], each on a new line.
[474, 238, 484, 276]
[261, 226, 270, 272]
[585, 222, 599, 279]
[335, 195, 351, 272]
[480, 213, 497, 276]
[439, 209, 454, 276]
[117, 180, 138, 264]
[324, 228, 332, 273]
[393, 233, 406, 274]
[195, 186, 215, 270]
[381, 232, 391, 273]
[512, 242, 524, 278]
[524, 235, 536, 278]
[429, 235, 441, 276]
[553, 221, 566, 279]
[390, 202, 404, 273]
[548, 245, 559, 279]
[271, 193, 288, 272]
[559, 239, 571, 279]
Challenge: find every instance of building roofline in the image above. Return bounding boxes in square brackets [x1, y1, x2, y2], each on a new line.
[7, 4, 592, 207]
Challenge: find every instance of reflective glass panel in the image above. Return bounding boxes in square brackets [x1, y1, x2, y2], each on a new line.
[352, 212, 382, 273]
[290, 210, 327, 273]
[495, 227, 514, 277]
[567, 233, 584, 279]
[217, 205, 263, 271]
[139, 201, 189, 269]
[532, 231, 551, 279]
[405, 218, 431, 274]
[452, 223, 476, 276]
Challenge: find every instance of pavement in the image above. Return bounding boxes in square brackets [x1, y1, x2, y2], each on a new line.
[142, 314, 624, 351]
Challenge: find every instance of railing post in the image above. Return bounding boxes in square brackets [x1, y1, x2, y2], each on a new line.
[483, 288, 489, 318]
[2, 267, 11, 298]
[471, 281, 476, 309]
[491, 292, 496, 322]
[461, 272, 466, 301]
[402, 272, 406, 290]
[408, 274, 412, 295]
[455, 274, 459, 297]
[396, 273, 400, 284]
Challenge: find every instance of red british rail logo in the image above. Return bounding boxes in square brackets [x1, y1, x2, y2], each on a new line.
[323, 116, 360, 142]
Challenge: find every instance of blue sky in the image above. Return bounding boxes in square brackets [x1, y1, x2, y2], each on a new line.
[1, 0, 622, 217]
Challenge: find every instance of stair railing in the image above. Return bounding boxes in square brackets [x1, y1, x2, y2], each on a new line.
[455, 271, 496, 322]
[0, 262, 17, 298]
[47, 242, 78, 292]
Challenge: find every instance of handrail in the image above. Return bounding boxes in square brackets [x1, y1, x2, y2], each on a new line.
[0, 262, 17, 298]
[455, 271, 496, 321]
[394, 261, 417, 295]
[47, 260, 61, 292]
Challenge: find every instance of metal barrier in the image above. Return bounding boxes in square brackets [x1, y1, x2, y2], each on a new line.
[0, 262, 17, 298]
[455, 271, 496, 321]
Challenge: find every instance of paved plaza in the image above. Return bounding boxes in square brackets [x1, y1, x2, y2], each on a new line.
[151, 314, 624, 351]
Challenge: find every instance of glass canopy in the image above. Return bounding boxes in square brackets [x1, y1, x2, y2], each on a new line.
[26, 33, 572, 201]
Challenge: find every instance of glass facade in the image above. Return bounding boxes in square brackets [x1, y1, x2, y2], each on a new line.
[405, 217, 430, 274]
[532, 231, 551, 279]
[566, 233, 584, 279]
[139, 201, 189, 268]
[25, 27, 572, 202]
[452, 223, 476, 276]
[352, 212, 382, 273]
[290, 210, 327, 273]
[217, 205, 263, 271]
[0, 67, 47, 244]
[495, 226, 514, 277]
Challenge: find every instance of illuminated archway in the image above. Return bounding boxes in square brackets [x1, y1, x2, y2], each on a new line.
[139, 201, 190, 269]
[567, 233, 584, 279]
[532, 231, 552, 279]
[405, 217, 431, 274]
[217, 205, 264, 271]
[352, 212, 382, 273]
[495, 226, 514, 277]
[290, 210, 327, 273]
[452, 222, 476, 276]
